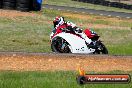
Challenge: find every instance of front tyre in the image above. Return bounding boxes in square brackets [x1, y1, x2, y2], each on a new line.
[51, 37, 71, 53]
[94, 41, 108, 54]
[100, 43, 108, 54]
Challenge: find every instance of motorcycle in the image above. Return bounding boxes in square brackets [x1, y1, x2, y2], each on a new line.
[50, 29, 108, 54]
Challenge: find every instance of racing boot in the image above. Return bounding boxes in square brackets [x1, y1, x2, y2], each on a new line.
[75, 28, 95, 48]
[78, 32, 92, 44]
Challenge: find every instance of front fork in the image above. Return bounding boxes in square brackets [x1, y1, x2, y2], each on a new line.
[94, 40, 103, 51]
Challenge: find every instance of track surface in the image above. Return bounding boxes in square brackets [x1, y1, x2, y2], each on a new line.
[43, 4, 132, 18]
[0, 52, 132, 72]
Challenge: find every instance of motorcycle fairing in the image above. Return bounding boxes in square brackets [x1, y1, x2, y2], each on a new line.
[52, 32, 95, 53]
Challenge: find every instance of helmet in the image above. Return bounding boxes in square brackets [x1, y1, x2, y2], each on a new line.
[53, 16, 65, 28]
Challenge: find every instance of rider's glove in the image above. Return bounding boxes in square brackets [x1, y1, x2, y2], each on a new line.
[67, 26, 73, 31]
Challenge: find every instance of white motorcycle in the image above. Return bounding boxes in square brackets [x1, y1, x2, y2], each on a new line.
[50, 29, 108, 54]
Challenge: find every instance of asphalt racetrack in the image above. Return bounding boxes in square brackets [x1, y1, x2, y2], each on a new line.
[43, 4, 132, 19]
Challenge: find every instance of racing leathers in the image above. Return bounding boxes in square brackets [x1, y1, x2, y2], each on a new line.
[51, 21, 92, 45]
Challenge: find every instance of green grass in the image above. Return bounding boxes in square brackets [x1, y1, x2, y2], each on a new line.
[0, 16, 51, 52]
[94, 29, 132, 55]
[0, 71, 131, 88]
[44, 0, 132, 13]
[0, 9, 132, 55]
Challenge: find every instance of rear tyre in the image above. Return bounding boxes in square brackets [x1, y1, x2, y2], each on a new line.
[0, 0, 3, 9]
[3, 0, 16, 3]
[3, 0, 16, 10]
[16, 0, 31, 4]
[101, 44, 108, 54]
[17, 3, 30, 8]
[51, 37, 71, 53]
[16, 7, 29, 12]
[16, 0, 31, 11]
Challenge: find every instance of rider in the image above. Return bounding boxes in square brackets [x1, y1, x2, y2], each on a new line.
[51, 16, 95, 48]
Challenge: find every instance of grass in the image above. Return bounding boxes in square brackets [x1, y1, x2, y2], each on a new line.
[0, 9, 132, 55]
[0, 9, 132, 88]
[0, 15, 51, 52]
[44, 0, 132, 13]
[0, 71, 131, 88]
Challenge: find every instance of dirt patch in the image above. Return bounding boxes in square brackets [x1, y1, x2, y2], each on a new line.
[0, 53, 132, 72]
[80, 23, 131, 30]
[0, 10, 36, 18]
[62, 12, 132, 22]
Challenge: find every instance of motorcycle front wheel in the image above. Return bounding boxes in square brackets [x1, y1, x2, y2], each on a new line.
[94, 42, 108, 54]
[51, 37, 71, 53]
